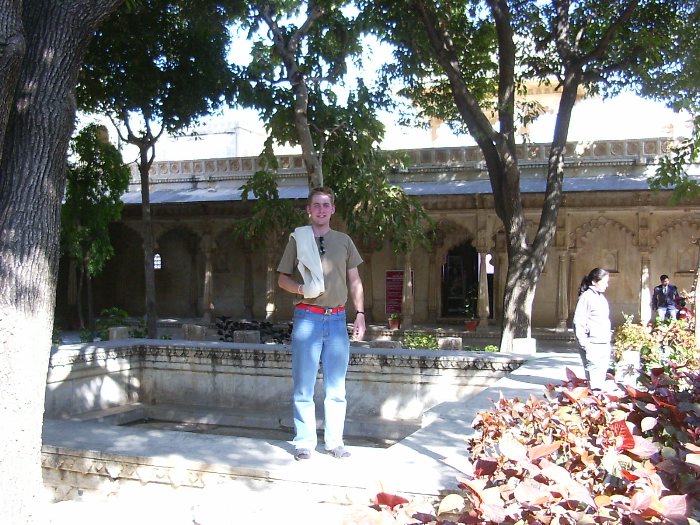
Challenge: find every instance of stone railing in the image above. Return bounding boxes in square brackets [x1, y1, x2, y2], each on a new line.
[45, 340, 525, 422]
[128, 138, 675, 187]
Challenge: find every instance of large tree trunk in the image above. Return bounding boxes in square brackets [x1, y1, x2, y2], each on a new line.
[500, 261, 538, 350]
[0, 2, 24, 155]
[138, 149, 158, 338]
[0, 2, 123, 522]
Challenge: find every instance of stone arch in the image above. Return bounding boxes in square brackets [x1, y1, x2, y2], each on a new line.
[429, 219, 480, 318]
[649, 216, 700, 296]
[155, 226, 201, 317]
[431, 218, 476, 264]
[570, 218, 639, 327]
[649, 215, 700, 250]
[211, 227, 255, 318]
[569, 216, 637, 250]
[92, 222, 147, 316]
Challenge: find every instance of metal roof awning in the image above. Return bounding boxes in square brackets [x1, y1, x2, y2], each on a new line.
[121, 176, 660, 205]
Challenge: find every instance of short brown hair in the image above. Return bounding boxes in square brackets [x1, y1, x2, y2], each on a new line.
[308, 186, 335, 205]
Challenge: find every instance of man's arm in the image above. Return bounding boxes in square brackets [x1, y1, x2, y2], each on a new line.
[347, 267, 365, 341]
[672, 285, 681, 303]
[278, 272, 303, 296]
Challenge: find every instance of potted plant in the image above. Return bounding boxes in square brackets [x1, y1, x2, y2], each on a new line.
[388, 312, 402, 330]
[464, 287, 479, 332]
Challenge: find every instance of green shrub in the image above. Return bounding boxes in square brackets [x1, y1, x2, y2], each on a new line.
[612, 313, 656, 361]
[94, 307, 146, 340]
[401, 331, 439, 350]
[614, 314, 699, 375]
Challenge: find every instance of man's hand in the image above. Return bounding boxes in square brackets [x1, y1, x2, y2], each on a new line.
[352, 315, 366, 341]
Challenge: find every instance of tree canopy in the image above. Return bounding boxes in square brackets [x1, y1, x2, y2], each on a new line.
[62, 124, 130, 277]
[61, 123, 130, 328]
[77, 0, 242, 336]
[364, 0, 697, 350]
[233, 1, 432, 254]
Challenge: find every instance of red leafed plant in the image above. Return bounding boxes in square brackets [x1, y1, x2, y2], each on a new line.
[369, 367, 700, 525]
[430, 368, 700, 524]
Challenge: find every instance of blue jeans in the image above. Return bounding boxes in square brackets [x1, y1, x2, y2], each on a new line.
[656, 305, 678, 321]
[291, 308, 349, 450]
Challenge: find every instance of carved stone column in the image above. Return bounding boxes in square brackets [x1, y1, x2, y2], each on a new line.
[494, 232, 507, 323]
[556, 251, 569, 331]
[357, 239, 377, 322]
[637, 212, 652, 326]
[640, 251, 652, 325]
[567, 252, 576, 321]
[201, 235, 215, 324]
[427, 251, 439, 320]
[242, 247, 254, 319]
[265, 250, 277, 321]
[402, 252, 414, 329]
[476, 251, 490, 332]
[361, 252, 374, 322]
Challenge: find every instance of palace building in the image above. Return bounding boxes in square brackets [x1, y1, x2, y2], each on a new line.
[56, 137, 700, 331]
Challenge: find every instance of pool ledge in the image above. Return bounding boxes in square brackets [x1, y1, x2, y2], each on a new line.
[42, 342, 584, 503]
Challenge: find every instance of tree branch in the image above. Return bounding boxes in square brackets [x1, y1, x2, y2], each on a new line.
[580, 0, 639, 65]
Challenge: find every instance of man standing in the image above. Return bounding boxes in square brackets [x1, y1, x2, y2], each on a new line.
[277, 187, 366, 460]
[651, 274, 680, 322]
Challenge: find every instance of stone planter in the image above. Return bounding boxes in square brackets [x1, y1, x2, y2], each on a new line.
[464, 319, 479, 332]
[615, 349, 641, 386]
[388, 318, 401, 330]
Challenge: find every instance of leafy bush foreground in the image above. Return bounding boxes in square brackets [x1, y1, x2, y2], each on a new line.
[353, 367, 700, 525]
[613, 315, 698, 373]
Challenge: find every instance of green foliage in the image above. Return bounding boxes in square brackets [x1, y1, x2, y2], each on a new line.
[323, 84, 434, 254]
[462, 344, 499, 352]
[365, 0, 498, 134]
[635, 3, 700, 205]
[651, 319, 699, 373]
[233, 3, 433, 253]
[232, 156, 306, 243]
[78, 0, 241, 133]
[612, 313, 657, 361]
[388, 312, 402, 320]
[401, 331, 439, 350]
[613, 314, 699, 374]
[648, 115, 700, 205]
[367, 0, 694, 135]
[463, 285, 478, 319]
[61, 124, 130, 276]
[94, 307, 146, 341]
[371, 369, 700, 523]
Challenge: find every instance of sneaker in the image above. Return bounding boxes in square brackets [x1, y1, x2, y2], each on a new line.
[326, 446, 351, 459]
[294, 448, 311, 461]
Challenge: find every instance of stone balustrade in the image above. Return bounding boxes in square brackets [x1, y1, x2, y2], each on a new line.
[128, 138, 675, 188]
[45, 340, 524, 422]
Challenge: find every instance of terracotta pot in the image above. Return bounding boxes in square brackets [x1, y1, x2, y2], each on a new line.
[464, 319, 479, 332]
[388, 319, 401, 330]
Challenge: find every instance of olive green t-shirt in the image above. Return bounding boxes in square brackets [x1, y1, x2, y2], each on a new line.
[277, 229, 363, 308]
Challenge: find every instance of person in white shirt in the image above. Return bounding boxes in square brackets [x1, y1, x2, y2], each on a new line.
[573, 267, 612, 390]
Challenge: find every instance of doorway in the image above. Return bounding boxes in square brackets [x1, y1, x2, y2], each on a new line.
[441, 241, 478, 317]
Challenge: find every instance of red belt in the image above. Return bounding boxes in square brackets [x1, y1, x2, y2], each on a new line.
[296, 303, 345, 315]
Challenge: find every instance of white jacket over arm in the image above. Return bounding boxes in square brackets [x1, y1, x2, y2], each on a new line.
[291, 226, 325, 299]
